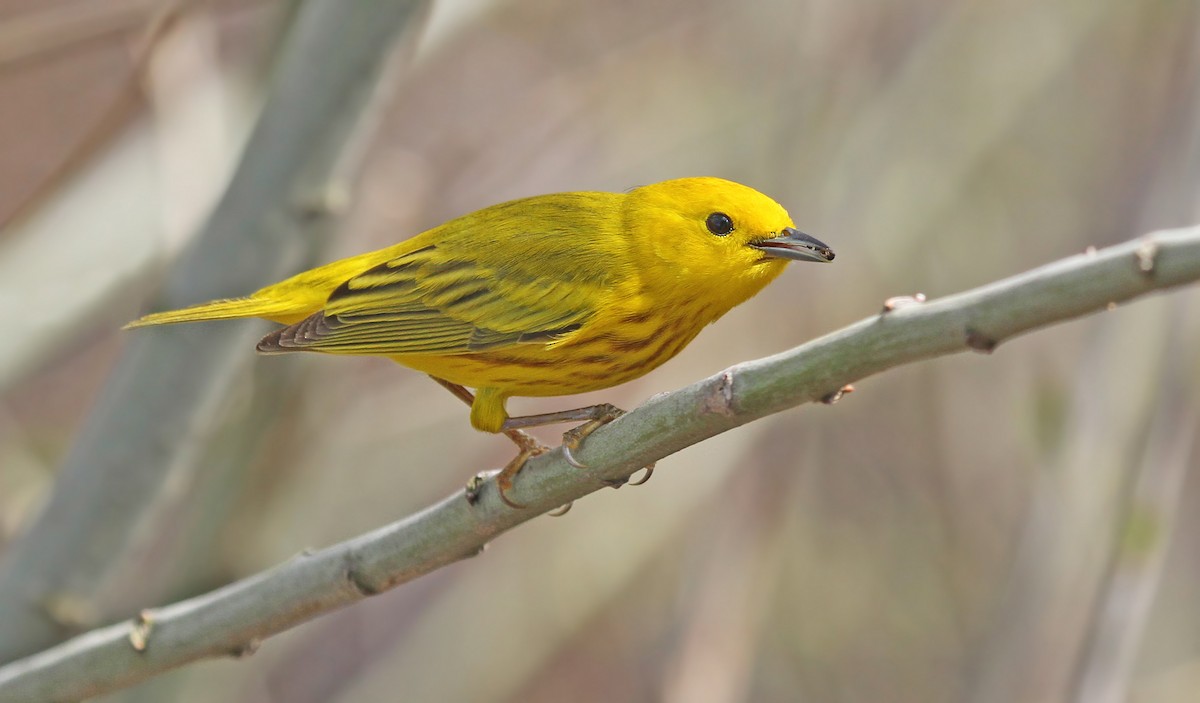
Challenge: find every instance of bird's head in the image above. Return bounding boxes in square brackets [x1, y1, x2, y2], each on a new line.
[626, 177, 833, 298]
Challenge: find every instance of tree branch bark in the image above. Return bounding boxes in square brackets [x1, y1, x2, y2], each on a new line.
[0, 226, 1196, 702]
[0, 0, 431, 665]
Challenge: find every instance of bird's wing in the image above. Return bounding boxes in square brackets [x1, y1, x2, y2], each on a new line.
[257, 236, 611, 356]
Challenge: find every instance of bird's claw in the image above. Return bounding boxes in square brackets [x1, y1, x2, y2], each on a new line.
[561, 442, 586, 469]
[496, 441, 549, 509]
[465, 438, 550, 509]
[476, 403, 652, 509]
[559, 405, 623, 475]
[599, 463, 655, 489]
[560, 404, 626, 452]
[627, 463, 655, 486]
[559, 408, 655, 491]
[547, 502, 573, 517]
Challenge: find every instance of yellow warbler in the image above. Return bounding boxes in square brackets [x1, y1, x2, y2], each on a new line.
[127, 177, 834, 505]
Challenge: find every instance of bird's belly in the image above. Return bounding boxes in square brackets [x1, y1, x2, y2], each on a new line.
[391, 317, 705, 398]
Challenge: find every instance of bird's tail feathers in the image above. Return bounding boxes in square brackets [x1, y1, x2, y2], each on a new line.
[123, 296, 306, 329]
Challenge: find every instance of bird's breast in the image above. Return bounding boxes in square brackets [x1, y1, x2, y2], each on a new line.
[392, 282, 731, 398]
[549, 294, 718, 384]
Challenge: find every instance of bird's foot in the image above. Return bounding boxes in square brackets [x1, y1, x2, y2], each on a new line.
[465, 431, 550, 509]
[559, 404, 625, 468]
[558, 405, 655, 489]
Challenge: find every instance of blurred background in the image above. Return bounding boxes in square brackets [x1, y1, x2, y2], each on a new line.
[1, 0, 1199, 701]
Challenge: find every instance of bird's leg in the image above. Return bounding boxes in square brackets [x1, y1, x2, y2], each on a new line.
[499, 403, 625, 432]
[503, 404, 654, 489]
[430, 377, 651, 502]
[430, 377, 546, 449]
[430, 376, 476, 406]
[491, 431, 549, 509]
[503, 404, 625, 471]
[430, 376, 549, 509]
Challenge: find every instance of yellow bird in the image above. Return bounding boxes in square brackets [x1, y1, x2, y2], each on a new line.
[127, 177, 834, 506]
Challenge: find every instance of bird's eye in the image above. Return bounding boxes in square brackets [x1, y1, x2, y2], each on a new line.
[706, 212, 734, 236]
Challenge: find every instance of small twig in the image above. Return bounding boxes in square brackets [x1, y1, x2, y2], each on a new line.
[0, 226, 1197, 703]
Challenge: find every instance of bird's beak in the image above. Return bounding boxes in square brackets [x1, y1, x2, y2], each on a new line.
[750, 227, 835, 263]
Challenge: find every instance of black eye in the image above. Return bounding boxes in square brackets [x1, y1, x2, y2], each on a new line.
[706, 212, 734, 236]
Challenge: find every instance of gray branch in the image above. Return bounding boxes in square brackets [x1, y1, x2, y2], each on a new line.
[0, 226, 1197, 702]
[0, 0, 431, 664]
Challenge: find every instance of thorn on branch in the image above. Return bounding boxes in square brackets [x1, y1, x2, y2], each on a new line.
[345, 563, 380, 597]
[128, 610, 155, 653]
[453, 543, 489, 560]
[965, 327, 998, 354]
[231, 639, 261, 659]
[881, 293, 926, 313]
[701, 370, 736, 416]
[1136, 239, 1159, 276]
[464, 472, 491, 505]
[820, 384, 855, 405]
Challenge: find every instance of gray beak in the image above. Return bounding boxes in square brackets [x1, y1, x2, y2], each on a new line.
[749, 227, 835, 263]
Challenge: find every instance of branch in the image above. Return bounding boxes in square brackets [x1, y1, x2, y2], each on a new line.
[1, 226, 1198, 702]
[0, 0, 431, 663]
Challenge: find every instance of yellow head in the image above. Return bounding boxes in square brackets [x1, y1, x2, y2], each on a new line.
[624, 177, 833, 309]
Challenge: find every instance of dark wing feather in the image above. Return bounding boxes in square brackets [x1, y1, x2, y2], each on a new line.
[257, 227, 607, 356]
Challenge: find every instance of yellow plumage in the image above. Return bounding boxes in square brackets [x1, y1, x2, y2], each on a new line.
[128, 177, 833, 437]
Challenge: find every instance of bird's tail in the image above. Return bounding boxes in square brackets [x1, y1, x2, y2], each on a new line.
[124, 296, 309, 329]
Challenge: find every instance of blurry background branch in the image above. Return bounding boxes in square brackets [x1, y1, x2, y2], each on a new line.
[0, 226, 1197, 703]
[0, 0, 431, 666]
